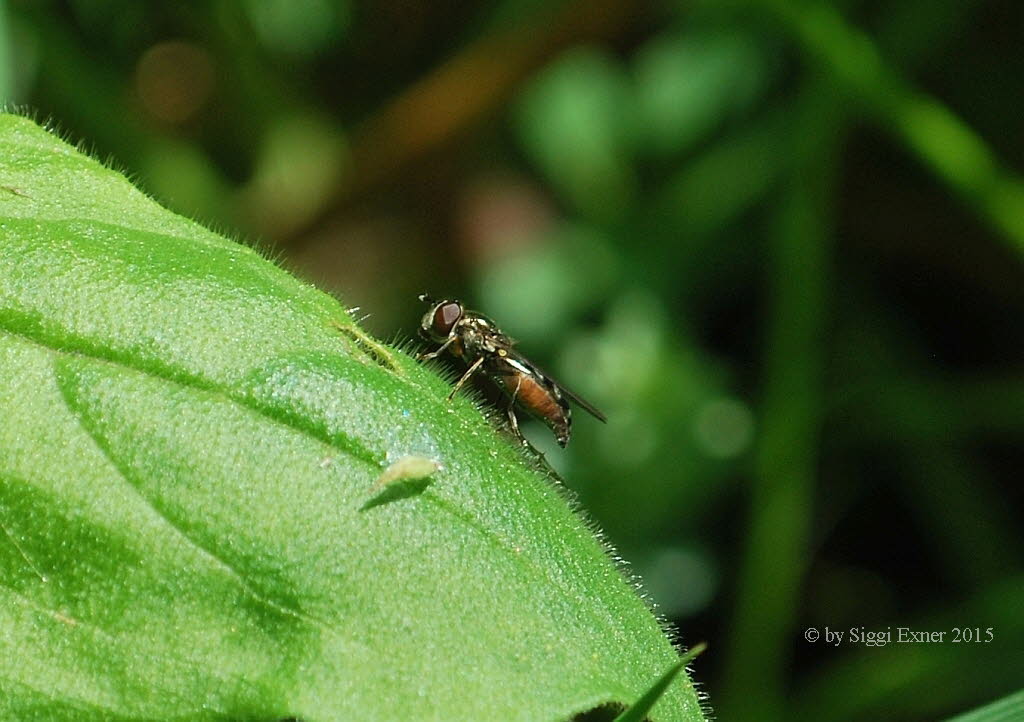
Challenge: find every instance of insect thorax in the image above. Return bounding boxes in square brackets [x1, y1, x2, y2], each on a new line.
[457, 317, 500, 358]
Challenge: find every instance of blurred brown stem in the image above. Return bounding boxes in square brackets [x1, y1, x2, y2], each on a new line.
[282, 0, 641, 245]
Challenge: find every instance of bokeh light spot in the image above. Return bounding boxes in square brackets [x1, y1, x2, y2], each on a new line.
[693, 396, 754, 459]
[135, 41, 215, 124]
[642, 545, 718, 618]
[243, 0, 345, 55]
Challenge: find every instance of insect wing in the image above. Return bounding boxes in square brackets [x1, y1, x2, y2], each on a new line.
[502, 347, 607, 423]
[555, 379, 607, 423]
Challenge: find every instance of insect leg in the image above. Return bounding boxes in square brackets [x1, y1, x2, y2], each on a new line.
[419, 335, 455, 361]
[447, 356, 485, 400]
[506, 375, 526, 443]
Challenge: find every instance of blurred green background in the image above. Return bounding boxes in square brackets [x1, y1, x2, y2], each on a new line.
[4, 0, 1023, 719]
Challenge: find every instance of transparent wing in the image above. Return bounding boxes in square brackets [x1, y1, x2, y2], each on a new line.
[501, 346, 607, 423]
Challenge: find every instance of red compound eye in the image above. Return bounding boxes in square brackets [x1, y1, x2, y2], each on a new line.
[432, 302, 462, 335]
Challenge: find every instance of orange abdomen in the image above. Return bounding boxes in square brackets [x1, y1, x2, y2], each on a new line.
[501, 373, 569, 433]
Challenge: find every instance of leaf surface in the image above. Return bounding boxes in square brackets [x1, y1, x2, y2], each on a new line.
[0, 115, 703, 721]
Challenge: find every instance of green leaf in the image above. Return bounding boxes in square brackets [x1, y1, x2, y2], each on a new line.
[0, 114, 704, 721]
[613, 643, 706, 722]
[946, 689, 1024, 722]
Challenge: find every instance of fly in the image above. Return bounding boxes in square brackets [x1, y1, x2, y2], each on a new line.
[417, 294, 606, 447]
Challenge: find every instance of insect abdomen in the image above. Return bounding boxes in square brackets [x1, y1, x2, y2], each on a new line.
[500, 373, 571, 446]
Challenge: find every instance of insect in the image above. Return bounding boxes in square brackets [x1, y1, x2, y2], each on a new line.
[417, 294, 606, 447]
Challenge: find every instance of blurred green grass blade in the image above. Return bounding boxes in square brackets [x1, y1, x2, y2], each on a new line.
[0, 114, 703, 721]
[613, 643, 707, 722]
[760, 0, 1024, 253]
[792, 577, 1024, 721]
[0, 1, 10, 103]
[829, 303, 1024, 584]
[718, 80, 841, 722]
[647, 104, 789, 237]
[947, 689, 1024, 722]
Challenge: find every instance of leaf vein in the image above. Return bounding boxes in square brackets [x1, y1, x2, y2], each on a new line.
[0, 323, 383, 467]
[52, 359, 331, 632]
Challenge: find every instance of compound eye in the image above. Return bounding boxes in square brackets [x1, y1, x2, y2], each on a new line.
[432, 302, 463, 336]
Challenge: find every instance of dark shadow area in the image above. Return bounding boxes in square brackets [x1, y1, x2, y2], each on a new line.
[571, 702, 630, 721]
[360, 477, 435, 512]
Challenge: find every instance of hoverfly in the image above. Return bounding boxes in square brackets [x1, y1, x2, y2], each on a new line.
[417, 294, 606, 447]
